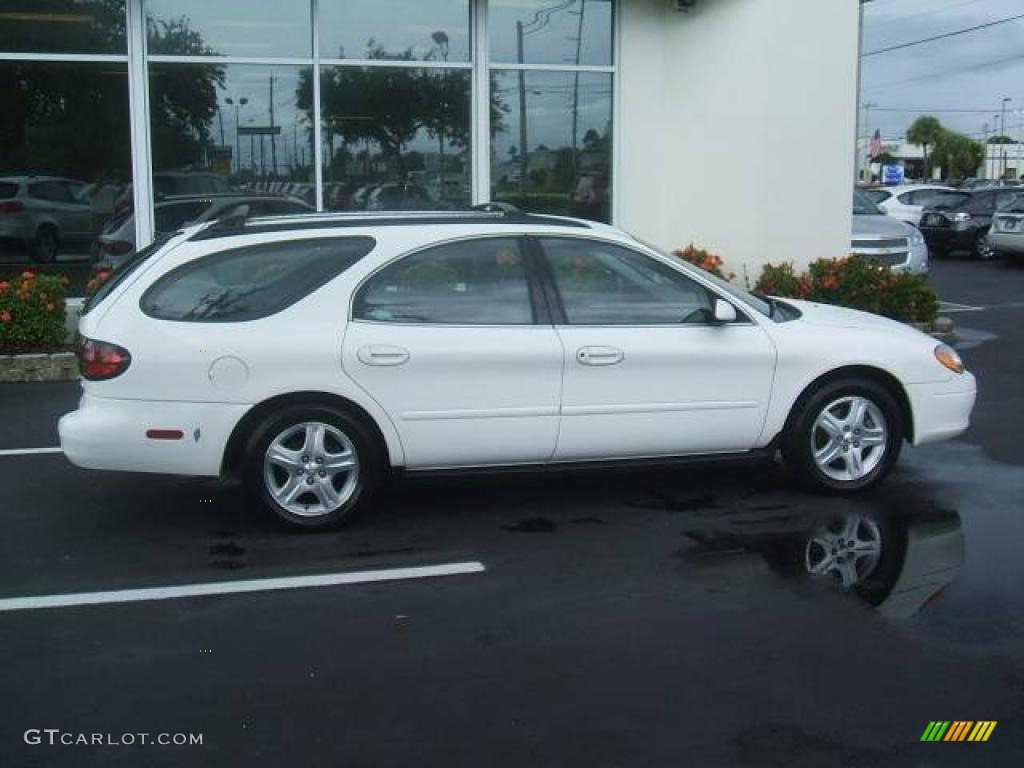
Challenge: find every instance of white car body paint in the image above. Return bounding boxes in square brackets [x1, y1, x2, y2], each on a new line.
[60, 218, 976, 479]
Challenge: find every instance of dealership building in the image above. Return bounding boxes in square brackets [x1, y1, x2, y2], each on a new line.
[1, 0, 860, 274]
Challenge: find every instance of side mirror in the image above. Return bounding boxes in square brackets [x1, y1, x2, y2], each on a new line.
[713, 298, 737, 324]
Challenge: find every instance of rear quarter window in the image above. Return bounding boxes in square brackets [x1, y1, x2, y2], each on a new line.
[140, 236, 374, 322]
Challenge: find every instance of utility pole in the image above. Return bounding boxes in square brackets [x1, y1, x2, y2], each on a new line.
[516, 21, 529, 198]
[861, 101, 875, 180]
[569, 0, 586, 187]
[225, 96, 248, 176]
[1000, 97, 1011, 179]
[269, 73, 278, 178]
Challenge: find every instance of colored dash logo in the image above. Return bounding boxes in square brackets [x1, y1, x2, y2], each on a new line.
[921, 721, 996, 742]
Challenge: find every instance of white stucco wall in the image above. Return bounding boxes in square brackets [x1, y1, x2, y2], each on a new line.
[616, 0, 860, 282]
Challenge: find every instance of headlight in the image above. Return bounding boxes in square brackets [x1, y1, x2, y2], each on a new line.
[934, 344, 965, 374]
[908, 229, 925, 245]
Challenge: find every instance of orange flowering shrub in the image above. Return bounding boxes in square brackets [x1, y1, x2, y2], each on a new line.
[0, 271, 69, 352]
[673, 244, 736, 281]
[755, 256, 938, 324]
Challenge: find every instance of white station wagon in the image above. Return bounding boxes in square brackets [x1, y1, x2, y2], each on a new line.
[60, 209, 977, 529]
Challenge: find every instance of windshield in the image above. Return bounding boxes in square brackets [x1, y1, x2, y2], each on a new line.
[997, 193, 1024, 213]
[853, 189, 883, 216]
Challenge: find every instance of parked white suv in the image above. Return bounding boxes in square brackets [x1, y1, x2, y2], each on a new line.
[60, 210, 976, 529]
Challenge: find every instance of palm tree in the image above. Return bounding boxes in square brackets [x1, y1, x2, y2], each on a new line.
[906, 116, 944, 180]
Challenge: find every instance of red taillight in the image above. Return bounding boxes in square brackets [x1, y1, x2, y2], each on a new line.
[78, 338, 132, 381]
[0, 200, 25, 213]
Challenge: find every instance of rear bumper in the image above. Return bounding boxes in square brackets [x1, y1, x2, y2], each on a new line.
[59, 393, 249, 477]
[906, 374, 977, 446]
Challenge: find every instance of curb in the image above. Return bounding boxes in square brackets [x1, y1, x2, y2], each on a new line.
[0, 352, 78, 382]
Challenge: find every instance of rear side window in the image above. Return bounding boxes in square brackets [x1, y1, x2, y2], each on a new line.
[140, 236, 374, 322]
[0, 182, 20, 198]
[353, 237, 533, 325]
[83, 236, 172, 316]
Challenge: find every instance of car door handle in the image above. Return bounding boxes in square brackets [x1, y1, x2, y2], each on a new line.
[357, 344, 410, 366]
[576, 346, 624, 366]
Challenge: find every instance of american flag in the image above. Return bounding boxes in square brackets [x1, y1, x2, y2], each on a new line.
[869, 129, 882, 159]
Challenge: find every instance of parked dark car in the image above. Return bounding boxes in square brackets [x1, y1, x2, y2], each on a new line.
[918, 187, 1023, 260]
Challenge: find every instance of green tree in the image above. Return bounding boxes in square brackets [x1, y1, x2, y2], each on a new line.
[987, 135, 1016, 144]
[906, 116, 944, 179]
[932, 131, 985, 179]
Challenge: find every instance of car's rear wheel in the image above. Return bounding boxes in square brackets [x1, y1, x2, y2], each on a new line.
[783, 378, 903, 493]
[32, 226, 58, 263]
[244, 405, 382, 529]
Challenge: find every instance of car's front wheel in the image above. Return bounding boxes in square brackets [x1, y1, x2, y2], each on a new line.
[975, 231, 996, 260]
[244, 405, 382, 529]
[783, 378, 903, 493]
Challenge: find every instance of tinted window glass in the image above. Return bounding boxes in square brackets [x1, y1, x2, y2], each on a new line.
[490, 0, 612, 66]
[541, 238, 714, 325]
[319, 0, 470, 62]
[154, 201, 210, 232]
[28, 181, 74, 203]
[0, 0, 126, 54]
[967, 193, 995, 213]
[146, 0, 311, 57]
[862, 190, 890, 204]
[141, 237, 374, 322]
[354, 238, 533, 325]
[83, 236, 172, 316]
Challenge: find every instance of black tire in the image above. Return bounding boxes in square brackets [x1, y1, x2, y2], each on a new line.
[243, 404, 384, 530]
[974, 230, 996, 261]
[32, 226, 58, 263]
[782, 378, 904, 494]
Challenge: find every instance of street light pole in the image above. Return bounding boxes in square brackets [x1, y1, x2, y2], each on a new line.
[516, 20, 528, 198]
[225, 96, 248, 176]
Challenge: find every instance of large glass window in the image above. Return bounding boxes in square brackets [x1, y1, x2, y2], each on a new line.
[540, 238, 714, 325]
[0, 60, 131, 260]
[0, 0, 126, 54]
[149, 63, 314, 206]
[354, 238, 533, 325]
[490, 70, 611, 221]
[317, 66, 471, 211]
[319, 0, 471, 63]
[141, 236, 375, 322]
[146, 0, 311, 58]
[489, 0, 613, 67]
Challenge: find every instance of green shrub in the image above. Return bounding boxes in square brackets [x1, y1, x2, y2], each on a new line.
[0, 271, 69, 353]
[754, 256, 938, 324]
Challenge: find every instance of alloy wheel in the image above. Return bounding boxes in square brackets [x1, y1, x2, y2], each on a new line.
[262, 421, 359, 517]
[976, 232, 995, 260]
[810, 396, 887, 483]
[805, 515, 882, 588]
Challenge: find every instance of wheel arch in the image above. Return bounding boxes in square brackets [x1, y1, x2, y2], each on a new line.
[780, 365, 915, 444]
[220, 390, 401, 478]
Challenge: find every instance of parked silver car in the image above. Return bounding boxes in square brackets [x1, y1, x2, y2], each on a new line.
[94, 193, 314, 268]
[0, 175, 93, 261]
[852, 189, 928, 274]
[988, 192, 1024, 264]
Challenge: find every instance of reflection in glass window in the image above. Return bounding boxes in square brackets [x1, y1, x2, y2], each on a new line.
[146, 0, 311, 58]
[0, 0, 126, 54]
[149, 64, 314, 208]
[489, 0, 612, 66]
[312, 67, 471, 211]
[355, 238, 533, 325]
[319, 0, 470, 62]
[540, 239, 713, 325]
[141, 237, 375, 322]
[490, 70, 611, 222]
[0, 61, 130, 259]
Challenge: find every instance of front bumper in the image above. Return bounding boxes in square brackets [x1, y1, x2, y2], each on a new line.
[988, 231, 1024, 255]
[906, 374, 977, 446]
[59, 393, 250, 477]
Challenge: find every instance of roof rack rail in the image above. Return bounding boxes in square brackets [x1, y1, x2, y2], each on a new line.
[191, 204, 591, 241]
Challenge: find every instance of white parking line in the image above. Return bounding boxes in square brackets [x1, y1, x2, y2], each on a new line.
[938, 301, 985, 313]
[0, 562, 487, 612]
[0, 447, 63, 457]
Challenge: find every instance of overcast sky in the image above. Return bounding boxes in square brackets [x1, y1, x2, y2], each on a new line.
[860, 0, 1024, 143]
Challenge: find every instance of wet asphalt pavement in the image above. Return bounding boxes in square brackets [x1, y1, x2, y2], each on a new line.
[1, 257, 1022, 767]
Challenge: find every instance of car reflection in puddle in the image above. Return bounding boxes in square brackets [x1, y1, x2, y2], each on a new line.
[673, 500, 963, 620]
